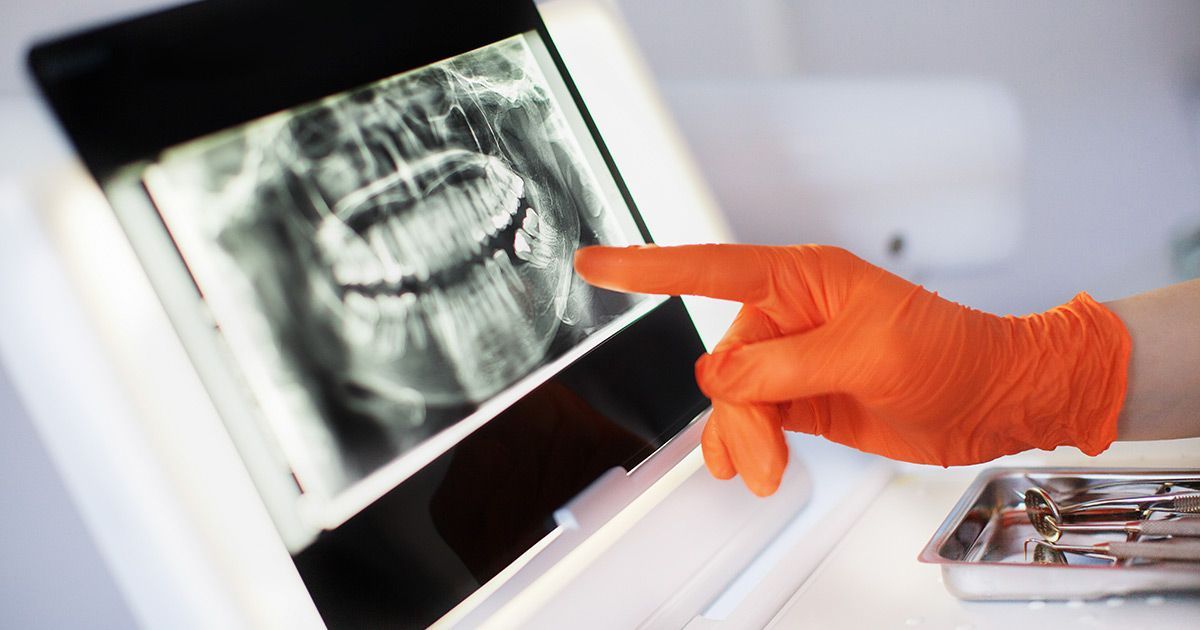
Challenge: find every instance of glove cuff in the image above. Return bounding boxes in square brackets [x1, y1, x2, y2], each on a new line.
[1039, 292, 1131, 455]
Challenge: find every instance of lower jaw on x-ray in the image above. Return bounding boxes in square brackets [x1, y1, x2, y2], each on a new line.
[144, 35, 651, 507]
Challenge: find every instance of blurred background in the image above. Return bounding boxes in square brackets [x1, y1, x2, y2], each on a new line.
[3, 1, 1200, 626]
[616, 0, 1200, 314]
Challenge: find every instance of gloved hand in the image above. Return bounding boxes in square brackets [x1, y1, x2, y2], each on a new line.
[575, 244, 1131, 496]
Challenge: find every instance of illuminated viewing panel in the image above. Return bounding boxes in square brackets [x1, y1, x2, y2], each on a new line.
[31, 1, 714, 624]
[144, 34, 657, 515]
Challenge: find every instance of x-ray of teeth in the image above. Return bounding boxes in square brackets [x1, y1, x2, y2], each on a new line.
[146, 36, 649, 495]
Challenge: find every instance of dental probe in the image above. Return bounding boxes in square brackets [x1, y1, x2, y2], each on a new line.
[1055, 479, 1200, 501]
[1038, 515, 1200, 543]
[1058, 490, 1200, 514]
[1025, 538, 1200, 563]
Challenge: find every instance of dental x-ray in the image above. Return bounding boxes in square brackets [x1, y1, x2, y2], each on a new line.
[143, 35, 653, 503]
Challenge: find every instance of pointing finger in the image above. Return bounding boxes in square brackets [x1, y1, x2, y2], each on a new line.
[574, 244, 784, 305]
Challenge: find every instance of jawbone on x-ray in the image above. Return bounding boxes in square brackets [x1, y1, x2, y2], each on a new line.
[146, 36, 648, 495]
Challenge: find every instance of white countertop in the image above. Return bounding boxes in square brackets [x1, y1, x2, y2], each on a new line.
[769, 439, 1200, 629]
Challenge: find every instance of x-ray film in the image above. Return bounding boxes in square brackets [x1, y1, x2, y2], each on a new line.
[142, 34, 657, 520]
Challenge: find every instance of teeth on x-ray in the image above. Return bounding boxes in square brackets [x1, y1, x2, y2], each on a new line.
[151, 35, 643, 492]
[288, 37, 584, 417]
[488, 250, 529, 306]
[327, 152, 527, 290]
[514, 207, 559, 268]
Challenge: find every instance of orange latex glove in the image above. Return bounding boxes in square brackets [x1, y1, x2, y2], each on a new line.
[575, 244, 1132, 496]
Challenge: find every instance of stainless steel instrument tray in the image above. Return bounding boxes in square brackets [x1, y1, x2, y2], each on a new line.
[919, 467, 1200, 600]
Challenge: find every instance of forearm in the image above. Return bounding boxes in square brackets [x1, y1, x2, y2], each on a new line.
[1104, 279, 1200, 441]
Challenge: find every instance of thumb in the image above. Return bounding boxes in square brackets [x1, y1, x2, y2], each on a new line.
[696, 323, 856, 403]
[711, 400, 787, 496]
[700, 413, 735, 480]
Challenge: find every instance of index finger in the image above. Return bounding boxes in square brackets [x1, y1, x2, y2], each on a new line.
[574, 244, 780, 304]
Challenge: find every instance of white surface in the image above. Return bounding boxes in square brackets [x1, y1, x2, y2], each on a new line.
[770, 441, 1200, 629]
[1, 165, 327, 629]
[0, 175, 240, 629]
[692, 436, 894, 629]
[461, 436, 813, 629]
[0, 353, 137, 628]
[0, 82, 139, 630]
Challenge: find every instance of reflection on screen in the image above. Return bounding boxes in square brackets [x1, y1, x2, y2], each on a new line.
[143, 34, 651, 506]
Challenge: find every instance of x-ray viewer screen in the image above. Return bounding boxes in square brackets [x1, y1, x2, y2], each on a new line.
[142, 33, 658, 523]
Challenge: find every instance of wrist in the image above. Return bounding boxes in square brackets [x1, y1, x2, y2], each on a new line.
[1102, 280, 1200, 441]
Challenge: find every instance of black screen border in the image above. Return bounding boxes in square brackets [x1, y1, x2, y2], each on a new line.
[27, 0, 654, 242]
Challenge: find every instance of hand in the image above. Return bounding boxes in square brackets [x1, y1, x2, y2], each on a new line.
[575, 244, 1131, 496]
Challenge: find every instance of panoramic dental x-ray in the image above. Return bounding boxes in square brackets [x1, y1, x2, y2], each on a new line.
[146, 36, 648, 496]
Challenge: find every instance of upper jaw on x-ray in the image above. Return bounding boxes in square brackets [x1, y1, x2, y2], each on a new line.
[152, 37, 641, 487]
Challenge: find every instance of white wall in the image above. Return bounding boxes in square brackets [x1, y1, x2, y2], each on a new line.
[616, 0, 1200, 314]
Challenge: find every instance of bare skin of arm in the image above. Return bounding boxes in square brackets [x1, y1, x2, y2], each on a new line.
[1105, 279, 1200, 441]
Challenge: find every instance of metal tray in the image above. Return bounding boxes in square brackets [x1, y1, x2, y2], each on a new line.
[919, 467, 1200, 600]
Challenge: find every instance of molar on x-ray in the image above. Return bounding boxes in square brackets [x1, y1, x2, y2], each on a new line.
[149, 36, 646, 493]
